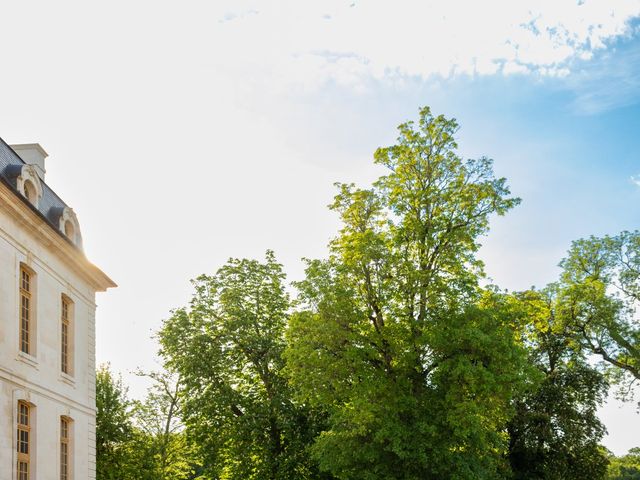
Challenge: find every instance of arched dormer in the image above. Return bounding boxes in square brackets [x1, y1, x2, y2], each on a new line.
[16, 165, 43, 208]
[57, 207, 83, 248]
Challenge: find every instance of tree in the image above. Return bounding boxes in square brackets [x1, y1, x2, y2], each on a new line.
[96, 365, 201, 480]
[608, 448, 640, 480]
[131, 370, 200, 480]
[507, 289, 609, 480]
[96, 365, 134, 480]
[285, 107, 527, 479]
[559, 231, 640, 395]
[159, 251, 327, 479]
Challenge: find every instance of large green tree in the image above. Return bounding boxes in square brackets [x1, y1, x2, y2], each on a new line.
[159, 251, 327, 480]
[285, 107, 528, 479]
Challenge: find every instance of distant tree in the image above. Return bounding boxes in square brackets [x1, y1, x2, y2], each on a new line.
[559, 231, 640, 398]
[507, 288, 609, 480]
[285, 107, 527, 479]
[130, 370, 201, 480]
[159, 251, 328, 480]
[96, 365, 134, 480]
[608, 448, 640, 480]
[96, 365, 201, 480]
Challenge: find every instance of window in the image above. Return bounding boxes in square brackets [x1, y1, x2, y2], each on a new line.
[16, 164, 43, 209]
[60, 417, 71, 480]
[20, 266, 33, 355]
[17, 401, 30, 480]
[23, 180, 36, 205]
[57, 208, 81, 248]
[61, 296, 73, 375]
[64, 221, 75, 242]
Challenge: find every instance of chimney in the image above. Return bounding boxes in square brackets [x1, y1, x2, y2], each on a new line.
[10, 143, 49, 181]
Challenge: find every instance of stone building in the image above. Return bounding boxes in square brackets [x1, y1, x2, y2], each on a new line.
[0, 139, 115, 480]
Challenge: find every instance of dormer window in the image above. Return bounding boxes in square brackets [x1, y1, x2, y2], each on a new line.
[57, 207, 82, 248]
[23, 180, 37, 204]
[64, 221, 75, 241]
[16, 165, 43, 208]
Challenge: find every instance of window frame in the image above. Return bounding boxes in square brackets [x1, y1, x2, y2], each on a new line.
[60, 416, 72, 480]
[17, 401, 31, 480]
[60, 295, 74, 376]
[19, 265, 36, 357]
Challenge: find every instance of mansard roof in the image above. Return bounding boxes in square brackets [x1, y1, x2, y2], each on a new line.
[0, 137, 81, 250]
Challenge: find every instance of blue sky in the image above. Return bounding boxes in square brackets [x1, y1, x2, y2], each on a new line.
[1, 0, 640, 455]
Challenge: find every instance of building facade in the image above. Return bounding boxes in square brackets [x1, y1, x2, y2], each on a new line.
[0, 139, 115, 480]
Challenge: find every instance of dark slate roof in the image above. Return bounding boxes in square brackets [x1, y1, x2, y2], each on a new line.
[0, 136, 80, 250]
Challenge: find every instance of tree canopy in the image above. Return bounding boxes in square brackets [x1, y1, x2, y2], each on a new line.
[98, 106, 639, 480]
[506, 288, 609, 480]
[608, 448, 640, 480]
[96, 365, 134, 480]
[159, 251, 327, 479]
[285, 107, 528, 479]
[96, 365, 200, 479]
[559, 231, 640, 385]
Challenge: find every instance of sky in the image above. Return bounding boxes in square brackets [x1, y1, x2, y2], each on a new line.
[1, 0, 640, 455]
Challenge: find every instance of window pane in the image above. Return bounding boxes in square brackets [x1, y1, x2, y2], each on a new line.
[19, 430, 29, 454]
[21, 270, 30, 292]
[20, 286, 31, 354]
[61, 322, 68, 373]
[18, 461, 28, 480]
[61, 443, 68, 480]
[19, 403, 29, 426]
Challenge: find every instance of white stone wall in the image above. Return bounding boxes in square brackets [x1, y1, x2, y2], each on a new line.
[0, 201, 100, 480]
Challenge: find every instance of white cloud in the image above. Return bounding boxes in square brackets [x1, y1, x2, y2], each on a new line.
[631, 175, 640, 187]
[503, 61, 530, 75]
[211, 0, 640, 90]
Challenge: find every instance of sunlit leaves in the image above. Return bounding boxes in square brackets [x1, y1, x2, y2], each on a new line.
[285, 107, 524, 479]
[159, 251, 325, 479]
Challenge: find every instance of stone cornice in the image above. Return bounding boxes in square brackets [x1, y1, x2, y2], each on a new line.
[0, 180, 116, 292]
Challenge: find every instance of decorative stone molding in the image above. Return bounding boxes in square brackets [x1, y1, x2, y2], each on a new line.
[16, 165, 44, 208]
[0, 183, 114, 290]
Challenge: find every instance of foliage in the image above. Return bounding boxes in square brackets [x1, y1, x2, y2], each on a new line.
[159, 251, 327, 480]
[558, 231, 640, 399]
[96, 365, 200, 480]
[608, 448, 640, 480]
[96, 364, 134, 480]
[284, 107, 527, 479]
[507, 289, 609, 480]
[98, 106, 640, 479]
[130, 370, 201, 480]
